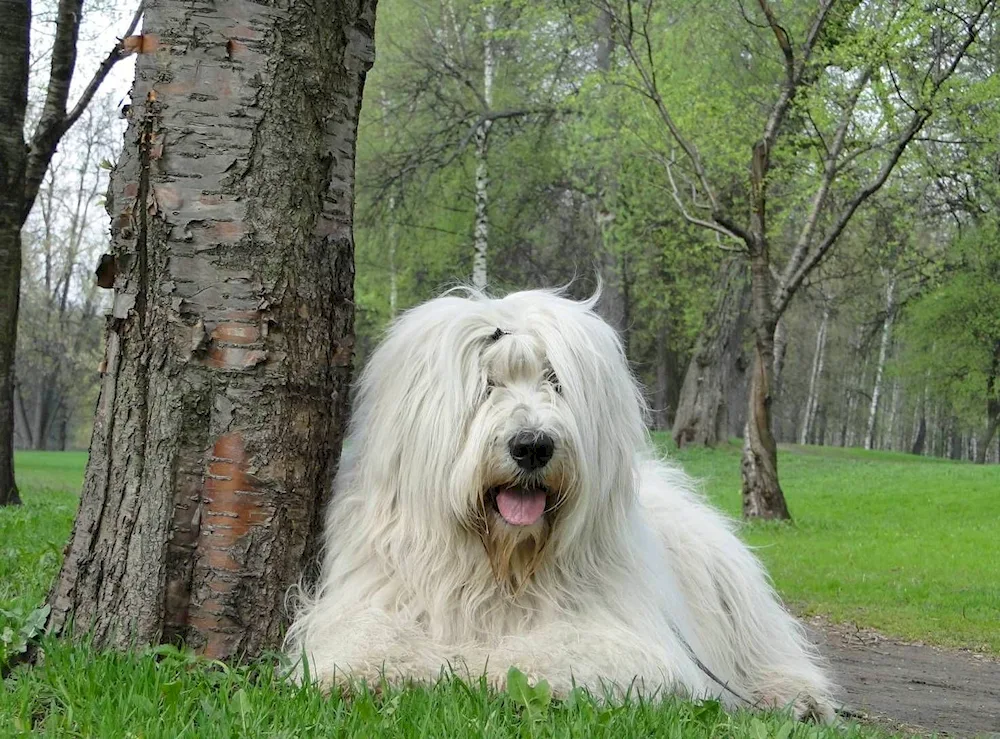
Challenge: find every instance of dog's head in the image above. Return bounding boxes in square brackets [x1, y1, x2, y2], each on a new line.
[346, 288, 646, 594]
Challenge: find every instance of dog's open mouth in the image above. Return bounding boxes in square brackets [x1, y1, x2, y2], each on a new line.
[488, 484, 549, 527]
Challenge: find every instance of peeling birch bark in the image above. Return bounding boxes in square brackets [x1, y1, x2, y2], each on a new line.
[47, 0, 376, 659]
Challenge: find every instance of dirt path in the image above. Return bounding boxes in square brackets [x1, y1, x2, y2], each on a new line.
[808, 619, 1000, 737]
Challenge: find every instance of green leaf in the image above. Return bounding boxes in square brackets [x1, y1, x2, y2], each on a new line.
[232, 687, 251, 720]
[506, 666, 531, 709]
[354, 692, 378, 723]
[692, 698, 723, 724]
[774, 719, 796, 739]
[22, 604, 50, 638]
[506, 666, 551, 722]
[160, 679, 183, 707]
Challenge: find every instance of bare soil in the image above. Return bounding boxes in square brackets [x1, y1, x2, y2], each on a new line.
[809, 618, 1000, 737]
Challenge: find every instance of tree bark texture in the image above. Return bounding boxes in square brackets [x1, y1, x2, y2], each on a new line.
[47, 0, 376, 659]
[0, 0, 30, 506]
[671, 259, 750, 448]
[742, 341, 791, 521]
[740, 141, 791, 521]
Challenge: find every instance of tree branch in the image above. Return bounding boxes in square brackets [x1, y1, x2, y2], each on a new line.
[758, 0, 836, 151]
[773, 0, 994, 315]
[451, 106, 572, 157]
[757, 0, 793, 86]
[23, 1, 143, 220]
[663, 153, 748, 246]
[776, 68, 871, 304]
[610, 2, 723, 215]
[776, 113, 927, 315]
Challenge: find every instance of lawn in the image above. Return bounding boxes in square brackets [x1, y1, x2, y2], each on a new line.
[662, 438, 1000, 654]
[3, 444, 997, 736]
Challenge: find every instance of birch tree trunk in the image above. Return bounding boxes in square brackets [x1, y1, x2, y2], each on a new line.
[592, 5, 628, 337]
[808, 325, 829, 444]
[799, 305, 829, 445]
[865, 276, 896, 450]
[47, 0, 376, 658]
[772, 315, 788, 387]
[471, 7, 494, 290]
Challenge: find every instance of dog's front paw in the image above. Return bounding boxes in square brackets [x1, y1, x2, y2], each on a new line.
[755, 691, 836, 723]
[313, 663, 390, 700]
[791, 693, 836, 723]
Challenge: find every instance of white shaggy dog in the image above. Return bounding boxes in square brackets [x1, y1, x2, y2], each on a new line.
[286, 288, 836, 720]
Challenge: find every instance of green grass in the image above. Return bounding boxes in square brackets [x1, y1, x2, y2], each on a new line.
[0, 453, 84, 658]
[1, 645, 883, 738]
[657, 437, 1000, 654]
[5, 445, 996, 737]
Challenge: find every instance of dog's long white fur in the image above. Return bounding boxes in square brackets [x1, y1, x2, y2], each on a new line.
[286, 288, 835, 719]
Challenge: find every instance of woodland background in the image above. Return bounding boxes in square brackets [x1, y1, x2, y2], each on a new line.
[12, 0, 1000, 468]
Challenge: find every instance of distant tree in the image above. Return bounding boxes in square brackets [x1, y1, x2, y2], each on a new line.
[0, 0, 141, 506]
[354, 0, 720, 416]
[601, 0, 995, 518]
[899, 225, 1000, 463]
[47, 0, 376, 658]
[15, 101, 116, 451]
[360, 0, 577, 293]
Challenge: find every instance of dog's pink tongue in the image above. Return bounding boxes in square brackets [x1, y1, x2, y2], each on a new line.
[496, 488, 546, 526]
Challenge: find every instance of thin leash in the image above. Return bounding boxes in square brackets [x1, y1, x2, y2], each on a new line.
[670, 624, 858, 720]
[668, 623, 757, 708]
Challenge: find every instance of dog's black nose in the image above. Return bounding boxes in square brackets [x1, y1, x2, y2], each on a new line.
[508, 430, 555, 471]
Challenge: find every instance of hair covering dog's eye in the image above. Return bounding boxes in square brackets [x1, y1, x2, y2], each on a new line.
[545, 368, 562, 394]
